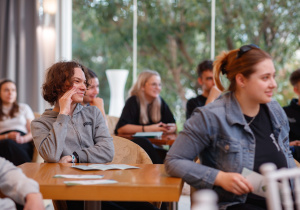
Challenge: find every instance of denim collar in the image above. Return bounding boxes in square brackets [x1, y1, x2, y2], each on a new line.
[224, 92, 282, 130]
[224, 92, 247, 126]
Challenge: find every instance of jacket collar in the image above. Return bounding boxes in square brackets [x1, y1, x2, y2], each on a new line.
[224, 92, 247, 126]
[224, 92, 282, 130]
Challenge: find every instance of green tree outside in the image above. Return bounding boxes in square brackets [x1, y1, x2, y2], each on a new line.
[72, 0, 300, 130]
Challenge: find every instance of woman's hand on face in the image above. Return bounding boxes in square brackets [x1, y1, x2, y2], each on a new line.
[215, 171, 253, 195]
[59, 87, 77, 115]
[90, 97, 105, 113]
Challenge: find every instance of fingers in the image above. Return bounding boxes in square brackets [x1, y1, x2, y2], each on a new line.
[157, 122, 167, 127]
[9, 132, 19, 140]
[232, 176, 253, 195]
[160, 127, 169, 132]
[166, 125, 176, 133]
[216, 172, 253, 196]
[59, 87, 77, 115]
[91, 98, 104, 107]
[236, 180, 253, 195]
[59, 156, 72, 163]
[290, 141, 300, 146]
[61, 86, 77, 99]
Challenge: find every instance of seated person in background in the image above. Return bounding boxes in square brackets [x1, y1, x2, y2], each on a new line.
[82, 68, 107, 126]
[0, 157, 44, 210]
[31, 61, 114, 164]
[186, 60, 214, 119]
[283, 69, 300, 161]
[31, 61, 157, 210]
[0, 79, 35, 166]
[115, 70, 176, 163]
[165, 44, 295, 210]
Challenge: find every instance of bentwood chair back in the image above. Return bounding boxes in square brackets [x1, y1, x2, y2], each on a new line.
[260, 162, 300, 210]
[109, 135, 152, 164]
[192, 189, 218, 210]
[106, 115, 119, 135]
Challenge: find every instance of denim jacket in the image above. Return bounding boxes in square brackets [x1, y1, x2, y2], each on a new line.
[165, 92, 295, 209]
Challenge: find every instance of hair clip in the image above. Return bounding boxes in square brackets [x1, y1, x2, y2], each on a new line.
[221, 62, 227, 75]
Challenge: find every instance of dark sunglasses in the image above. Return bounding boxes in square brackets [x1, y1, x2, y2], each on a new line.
[236, 44, 260, 59]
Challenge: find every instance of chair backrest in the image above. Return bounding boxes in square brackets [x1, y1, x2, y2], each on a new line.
[192, 189, 218, 210]
[106, 115, 119, 135]
[260, 163, 300, 210]
[109, 135, 152, 164]
[190, 158, 201, 205]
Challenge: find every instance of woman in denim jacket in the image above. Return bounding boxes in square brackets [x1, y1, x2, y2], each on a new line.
[165, 45, 296, 210]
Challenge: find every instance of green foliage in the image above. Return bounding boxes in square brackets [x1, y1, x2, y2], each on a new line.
[72, 0, 300, 129]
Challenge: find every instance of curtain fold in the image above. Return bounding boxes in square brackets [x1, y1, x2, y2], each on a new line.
[0, 0, 44, 113]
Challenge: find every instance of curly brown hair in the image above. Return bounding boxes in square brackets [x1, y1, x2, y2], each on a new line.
[43, 61, 90, 105]
[0, 79, 19, 121]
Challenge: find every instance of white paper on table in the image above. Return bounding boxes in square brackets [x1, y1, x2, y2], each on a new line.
[132, 131, 163, 138]
[242, 167, 266, 197]
[64, 179, 118, 186]
[90, 164, 140, 170]
[53, 174, 104, 179]
[72, 164, 139, 171]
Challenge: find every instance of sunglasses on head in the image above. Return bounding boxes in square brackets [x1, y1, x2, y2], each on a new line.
[236, 44, 260, 59]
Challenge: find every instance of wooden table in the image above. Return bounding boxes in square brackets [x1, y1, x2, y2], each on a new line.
[118, 134, 177, 146]
[18, 163, 183, 202]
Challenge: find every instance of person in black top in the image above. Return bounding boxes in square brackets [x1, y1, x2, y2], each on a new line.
[115, 96, 175, 133]
[186, 60, 215, 119]
[115, 70, 176, 164]
[115, 70, 176, 134]
[283, 69, 300, 161]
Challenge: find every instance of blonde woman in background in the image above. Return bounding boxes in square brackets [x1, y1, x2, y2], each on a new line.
[115, 70, 176, 163]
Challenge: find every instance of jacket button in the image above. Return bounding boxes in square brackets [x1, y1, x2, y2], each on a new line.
[225, 145, 230, 151]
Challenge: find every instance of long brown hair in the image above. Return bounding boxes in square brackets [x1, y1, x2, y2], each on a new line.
[0, 79, 19, 121]
[129, 70, 161, 125]
[214, 45, 272, 92]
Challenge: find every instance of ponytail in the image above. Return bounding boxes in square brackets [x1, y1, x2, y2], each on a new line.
[213, 45, 271, 92]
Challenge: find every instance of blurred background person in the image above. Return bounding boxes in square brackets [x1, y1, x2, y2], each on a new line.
[82, 68, 107, 126]
[0, 157, 44, 210]
[115, 70, 176, 163]
[0, 79, 34, 166]
[186, 60, 214, 119]
[283, 68, 300, 161]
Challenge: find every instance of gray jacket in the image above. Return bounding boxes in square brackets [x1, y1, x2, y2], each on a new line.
[0, 157, 40, 210]
[165, 92, 295, 209]
[31, 104, 114, 163]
